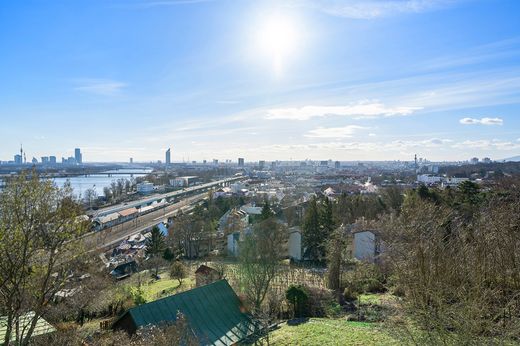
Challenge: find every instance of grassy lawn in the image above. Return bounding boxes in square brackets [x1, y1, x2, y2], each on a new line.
[136, 270, 195, 302]
[270, 319, 401, 346]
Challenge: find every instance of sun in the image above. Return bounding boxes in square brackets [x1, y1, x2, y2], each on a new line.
[255, 13, 300, 75]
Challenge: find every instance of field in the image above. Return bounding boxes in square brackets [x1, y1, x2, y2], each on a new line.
[126, 269, 195, 302]
[269, 319, 401, 346]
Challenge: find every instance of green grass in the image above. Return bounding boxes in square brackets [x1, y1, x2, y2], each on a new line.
[128, 269, 195, 302]
[358, 293, 383, 305]
[141, 275, 194, 302]
[270, 319, 400, 346]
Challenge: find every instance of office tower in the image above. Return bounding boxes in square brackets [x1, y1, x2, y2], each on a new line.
[41, 157, 49, 165]
[75, 148, 82, 164]
[165, 148, 171, 165]
[238, 157, 244, 166]
[130, 158, 133, 164]
[14, 154, 22, 165]
[49, 156, 56, 164]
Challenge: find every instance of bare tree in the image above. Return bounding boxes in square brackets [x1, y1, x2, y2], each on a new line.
[379, 192, 520, 344]
[237, 218, 287, 312]
[0, 171, 88, 345]
[84, 187, 98, 208]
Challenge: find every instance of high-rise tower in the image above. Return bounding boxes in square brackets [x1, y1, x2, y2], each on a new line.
[75, 148, 82, 164]
[165, 148, 171, 165]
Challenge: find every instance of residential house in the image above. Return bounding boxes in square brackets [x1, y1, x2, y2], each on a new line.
[353, 230, 382, 263]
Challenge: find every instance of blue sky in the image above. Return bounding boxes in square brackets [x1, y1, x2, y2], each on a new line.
[1, 0, 520, 162]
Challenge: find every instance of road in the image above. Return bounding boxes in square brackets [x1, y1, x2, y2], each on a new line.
[83, 192, 207, 252]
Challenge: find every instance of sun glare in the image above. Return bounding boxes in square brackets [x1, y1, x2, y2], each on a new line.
[255, 13, 300, 75]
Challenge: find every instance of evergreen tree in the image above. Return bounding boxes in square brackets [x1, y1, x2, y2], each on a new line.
[260, 199, 274, 220]
[320, 197, 336, 241]
[302, 197, 322, 261]
[145, 226, 167, 277]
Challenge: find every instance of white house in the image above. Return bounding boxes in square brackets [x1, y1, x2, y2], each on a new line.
[442, 177, 469, 187]
[136, 181, 154, 194]
[287, 227, 302, 261]
[417, 174, 442, 184]
[353, 230, 382, 263]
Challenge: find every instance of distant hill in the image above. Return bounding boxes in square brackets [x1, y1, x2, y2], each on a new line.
[502, 155, 520, 162]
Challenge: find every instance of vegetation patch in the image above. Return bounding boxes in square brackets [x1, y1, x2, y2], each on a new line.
[269, 318, 400, 346]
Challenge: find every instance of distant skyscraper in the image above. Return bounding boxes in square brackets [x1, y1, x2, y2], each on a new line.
[14, 154, 22, 165]
[334, 161, 341, 169]
[49, 156, 56, 164]
[238, 157, 244, 166]
[74, 148, 82, 164]
[41, 157, 49, 165]
[130, 158, 133, 164]
[165, 148, 171, 165]
[259, 160, 265, 169]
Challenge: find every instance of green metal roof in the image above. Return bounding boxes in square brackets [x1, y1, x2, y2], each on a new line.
[0, 311, 56, 343]
[115, 280, 260, 345]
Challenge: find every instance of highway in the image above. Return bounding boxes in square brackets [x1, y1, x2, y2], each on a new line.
[84, 192, 207, 252]
[92, 175, 244, 217]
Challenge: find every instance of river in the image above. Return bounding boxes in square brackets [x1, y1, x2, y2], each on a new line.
[53, 168, 152, 198]
[0, 168, 152, 198]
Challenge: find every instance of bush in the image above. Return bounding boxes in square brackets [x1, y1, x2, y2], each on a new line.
[285, 285, 309, 318]
[341, 262, 386, 296]
[163, 247, 175, 262]
[304, 285, 342, 318]
[169, 261, 187, 286]
[343, 286, 359, 302]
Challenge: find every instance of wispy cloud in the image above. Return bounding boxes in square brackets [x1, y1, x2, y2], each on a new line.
[266, 101, 421, 120]
[422, 37, 520, 71]
[452, 139, 520, 150]
[459, 117, 503, 125]
[74, 79, 127, 96]
[305, 125, 367, 138]
[308, 0, 461, 19]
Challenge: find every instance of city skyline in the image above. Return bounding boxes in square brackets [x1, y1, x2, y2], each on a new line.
[1, 0, 520, 162]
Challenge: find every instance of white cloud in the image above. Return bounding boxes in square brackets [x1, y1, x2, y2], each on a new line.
[459, 117, 503, 125]
[305, 125, 367, 138]
[309, 0, 458, 19]
[451, 139, 520, 150]
[266, 101, 422, 120]
[74, 79, 127, 96]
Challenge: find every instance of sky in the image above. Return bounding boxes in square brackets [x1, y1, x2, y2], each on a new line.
[1, 0, 520, 163]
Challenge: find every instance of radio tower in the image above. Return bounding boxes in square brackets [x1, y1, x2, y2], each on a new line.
[20, 144, 25, 164]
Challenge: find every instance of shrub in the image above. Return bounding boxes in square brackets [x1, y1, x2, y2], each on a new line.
[341, 262, 386, 295]
[304, 285, 341, 318]
[285, 285, 309, 318]
[170, 261, 187, 286]
[343, 286, 359, 302]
